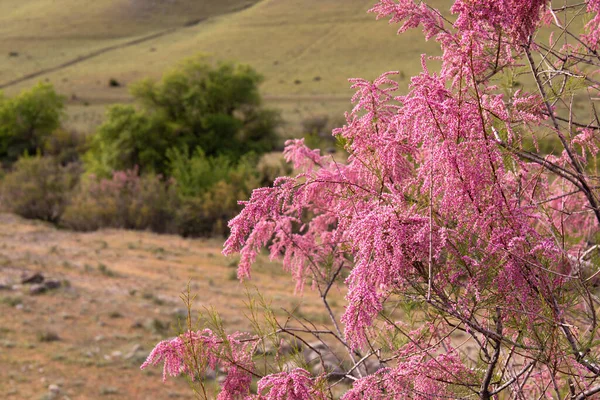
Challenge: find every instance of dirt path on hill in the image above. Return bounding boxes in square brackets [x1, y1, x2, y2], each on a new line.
[0, 27, 180, 90]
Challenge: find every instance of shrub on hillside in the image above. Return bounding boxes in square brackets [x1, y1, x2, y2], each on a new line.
[61, 169, 178, 233]
[43, 129, 88, 165]
[83, 105, 171, 177]
[143, 2, 600, 398]
[169, 149, 261, 236]
[0, 156, 80, 222]
[168, 147, 237, 197]
[169, 147, 260, 196]
[0, 83, 65, 166]
[86, 57, 280, 177]
[176, 181, 246, 237]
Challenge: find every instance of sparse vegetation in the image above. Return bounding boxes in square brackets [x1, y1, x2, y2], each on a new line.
[0, 296, 21, 307]
[42, 129, 87, 165]
[61, 169, 179, 233]
[37, 330, 60, 343]
[108, 78, 121, 88]
[99, 386, 119, 396]
[170, 149, 262, 236]
[97, 263, 117, 277]
[0, 215, 341, 398]
[300, 114, 340, 150]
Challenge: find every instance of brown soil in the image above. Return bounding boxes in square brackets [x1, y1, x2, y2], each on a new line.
[0, 213, 343, 399]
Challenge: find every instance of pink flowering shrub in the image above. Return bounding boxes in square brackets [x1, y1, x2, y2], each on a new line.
[141, 329, 257, 399]
[256, 368, 326, 400]
[145, 1, 600, 398]
[61, 167, 178, 233]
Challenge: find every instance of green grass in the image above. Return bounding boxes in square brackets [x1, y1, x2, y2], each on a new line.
[0, 0, 443, 135]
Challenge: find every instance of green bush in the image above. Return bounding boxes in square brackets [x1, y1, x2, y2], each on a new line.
[177, 181, 250, 237]
[83, 105, 171, 177]
[0, 149, 289, 237]
[168, 147, 235, 197]
[169, 149, 261, 236]
[43, 129, 88, 165]
[86, 57, 280, 177]
[61, 169, 179, 233]
[0, 156, 80, 222]
[0, 83, 65, 166]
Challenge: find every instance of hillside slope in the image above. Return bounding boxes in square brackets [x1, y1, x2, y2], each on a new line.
[0, 0, 442, 132]
[0, 213, 344, 398]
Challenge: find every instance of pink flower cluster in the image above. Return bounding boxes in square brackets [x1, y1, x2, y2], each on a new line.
[143, 330, 329, 399]
[148, 0, 600, 397]
[141, 329, 255, 399]
[342, 343, 471, 399]
[583, 0, 600, 51]
[256, 368, 326, 400]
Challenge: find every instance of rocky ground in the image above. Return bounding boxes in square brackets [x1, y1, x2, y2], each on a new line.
[0, 213, 343, 399]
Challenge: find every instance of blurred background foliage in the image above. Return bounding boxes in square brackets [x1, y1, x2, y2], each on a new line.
[0, 58, 296, 236]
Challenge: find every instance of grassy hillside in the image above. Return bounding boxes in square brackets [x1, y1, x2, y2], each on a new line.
[0, 0, 442, 133]
[0, 0, 259, 37]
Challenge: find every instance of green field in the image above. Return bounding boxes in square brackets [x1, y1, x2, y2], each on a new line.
[0, 0, 442, 134]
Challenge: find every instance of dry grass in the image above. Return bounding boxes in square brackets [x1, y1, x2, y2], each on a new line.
[0, 213, 345, 399]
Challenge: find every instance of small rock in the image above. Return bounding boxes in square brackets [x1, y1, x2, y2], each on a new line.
[15, 304, 24, 310]
[111, 351, 122, 358]
[279, 340, 303, 356]
[22, 272, 44, 284]
[44, 280, 61, 290]
[94, 335, 104, 342]
[131, 321, 143, 329]
[302, 342, 348, 381]
[124, 344, 142, 360]
[60, 312, 74, 320]
[361, 359, 384, 375]
[29, 284, 47, 295]
[48, 384, 60, 394]
[254, 341, 276, 356]
[203, 368, 216, 380]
